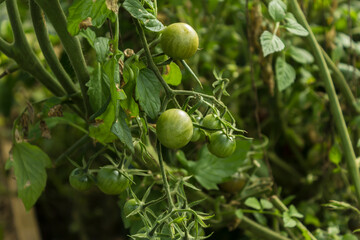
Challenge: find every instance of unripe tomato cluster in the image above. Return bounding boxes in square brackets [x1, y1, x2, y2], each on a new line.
[69, 166, 131, 195]
[156, 109, 236, 158]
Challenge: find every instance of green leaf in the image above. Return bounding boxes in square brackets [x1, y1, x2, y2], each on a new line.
[329, 143, 342, 166]
[289, 205, 303, 218]
[5, 158, 13, 170]
[123, 0, 164, 32]
[67, 0, 115, 36]
[283, 211, 297, 228]
[11, 142, 51, 210]
[260, 31, 285, 57]
[338, 63, 360, 79]
[67, 0, 92, 36]
[91, 0, 116, 27]
[177, 139, 251, 190]
[86, 64, 110, 112]
[268, 0, 287, 22]
[235, 209, 244, 219]
[284, 14, 308, 36]
[80, 28, 96, 47]
[162, 62, 182, 86]
[245, 197, 261, 210]
[275, 57, 296, 91]
[94, 37, 110, 63]
[89, 104, 117, 143]
[288, 46, 314, 64]
[135, 68, 162, 119]
[260, 199, 274, 209]
[111, 107, 134, 152]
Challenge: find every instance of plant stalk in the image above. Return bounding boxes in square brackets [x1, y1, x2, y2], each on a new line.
[289, 0, 360, 205]
[321, 48, 360, 114]
[29, 0, 84, 112]
[34, 0, 92, 119]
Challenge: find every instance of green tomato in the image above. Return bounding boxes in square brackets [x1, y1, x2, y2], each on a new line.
[220, 173, 247, 193]
[97, 167, 130, 195]
[156, 109, 193, 149]
[202, 114, 221, 132]
[191, 116, 203, 142]
[69, 168, 92, 191]
[160, 23, 199, 60]
[207, 131, 236, 158]
[191, 127, 201, 142]
[124, 199, 140, 221]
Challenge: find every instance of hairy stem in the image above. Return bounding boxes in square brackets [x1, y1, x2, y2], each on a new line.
[35, 0, 92, 119]
[0, 37, 12, 56]
[289, 0, 360, 205]
[321, 48, 360, 114]
[180, 60, 203, 89]
[239, 216, 291, 240]
[5, 0, 65, 96]
[29, 0, 84, 111]
[156, 142, 175, 210]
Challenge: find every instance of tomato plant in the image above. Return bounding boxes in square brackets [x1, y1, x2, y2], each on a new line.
[69, 168, 93, 191]
[3, 0, 360, 239]
[156, 109, 194, 149]
[160, 23, 199, 60]
[207, 131, 236, 158]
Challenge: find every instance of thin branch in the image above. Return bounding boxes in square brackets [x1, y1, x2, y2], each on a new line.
[35, 0, 92, 119]
[289, 0, 360, 206]
[180, 60, 203, 89]
[321, 48, 360, 114]
[0, 66, 18, 79]
[55, 135, 90, 165]
[239, 216, 291, 240]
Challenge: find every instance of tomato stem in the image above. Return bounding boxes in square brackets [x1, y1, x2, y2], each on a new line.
[289, 0, 360, 207]
[156, 142, 175, 210]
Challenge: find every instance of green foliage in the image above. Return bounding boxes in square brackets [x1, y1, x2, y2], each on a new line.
[260, 31, 285, 57]
[275, 57, 296, 91]
[67, 0, 116, 36]
[268, 0, 287, 22]
[123, 0, 164, 32]
[162, 62, 182, 86]
[288, 46, 314, 64]
[135, 68, 162, 119]
[177, 140, 251, 190]
[11, 142, 52, 210]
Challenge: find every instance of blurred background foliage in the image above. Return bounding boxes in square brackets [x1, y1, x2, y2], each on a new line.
[1, 0, 360, 239]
